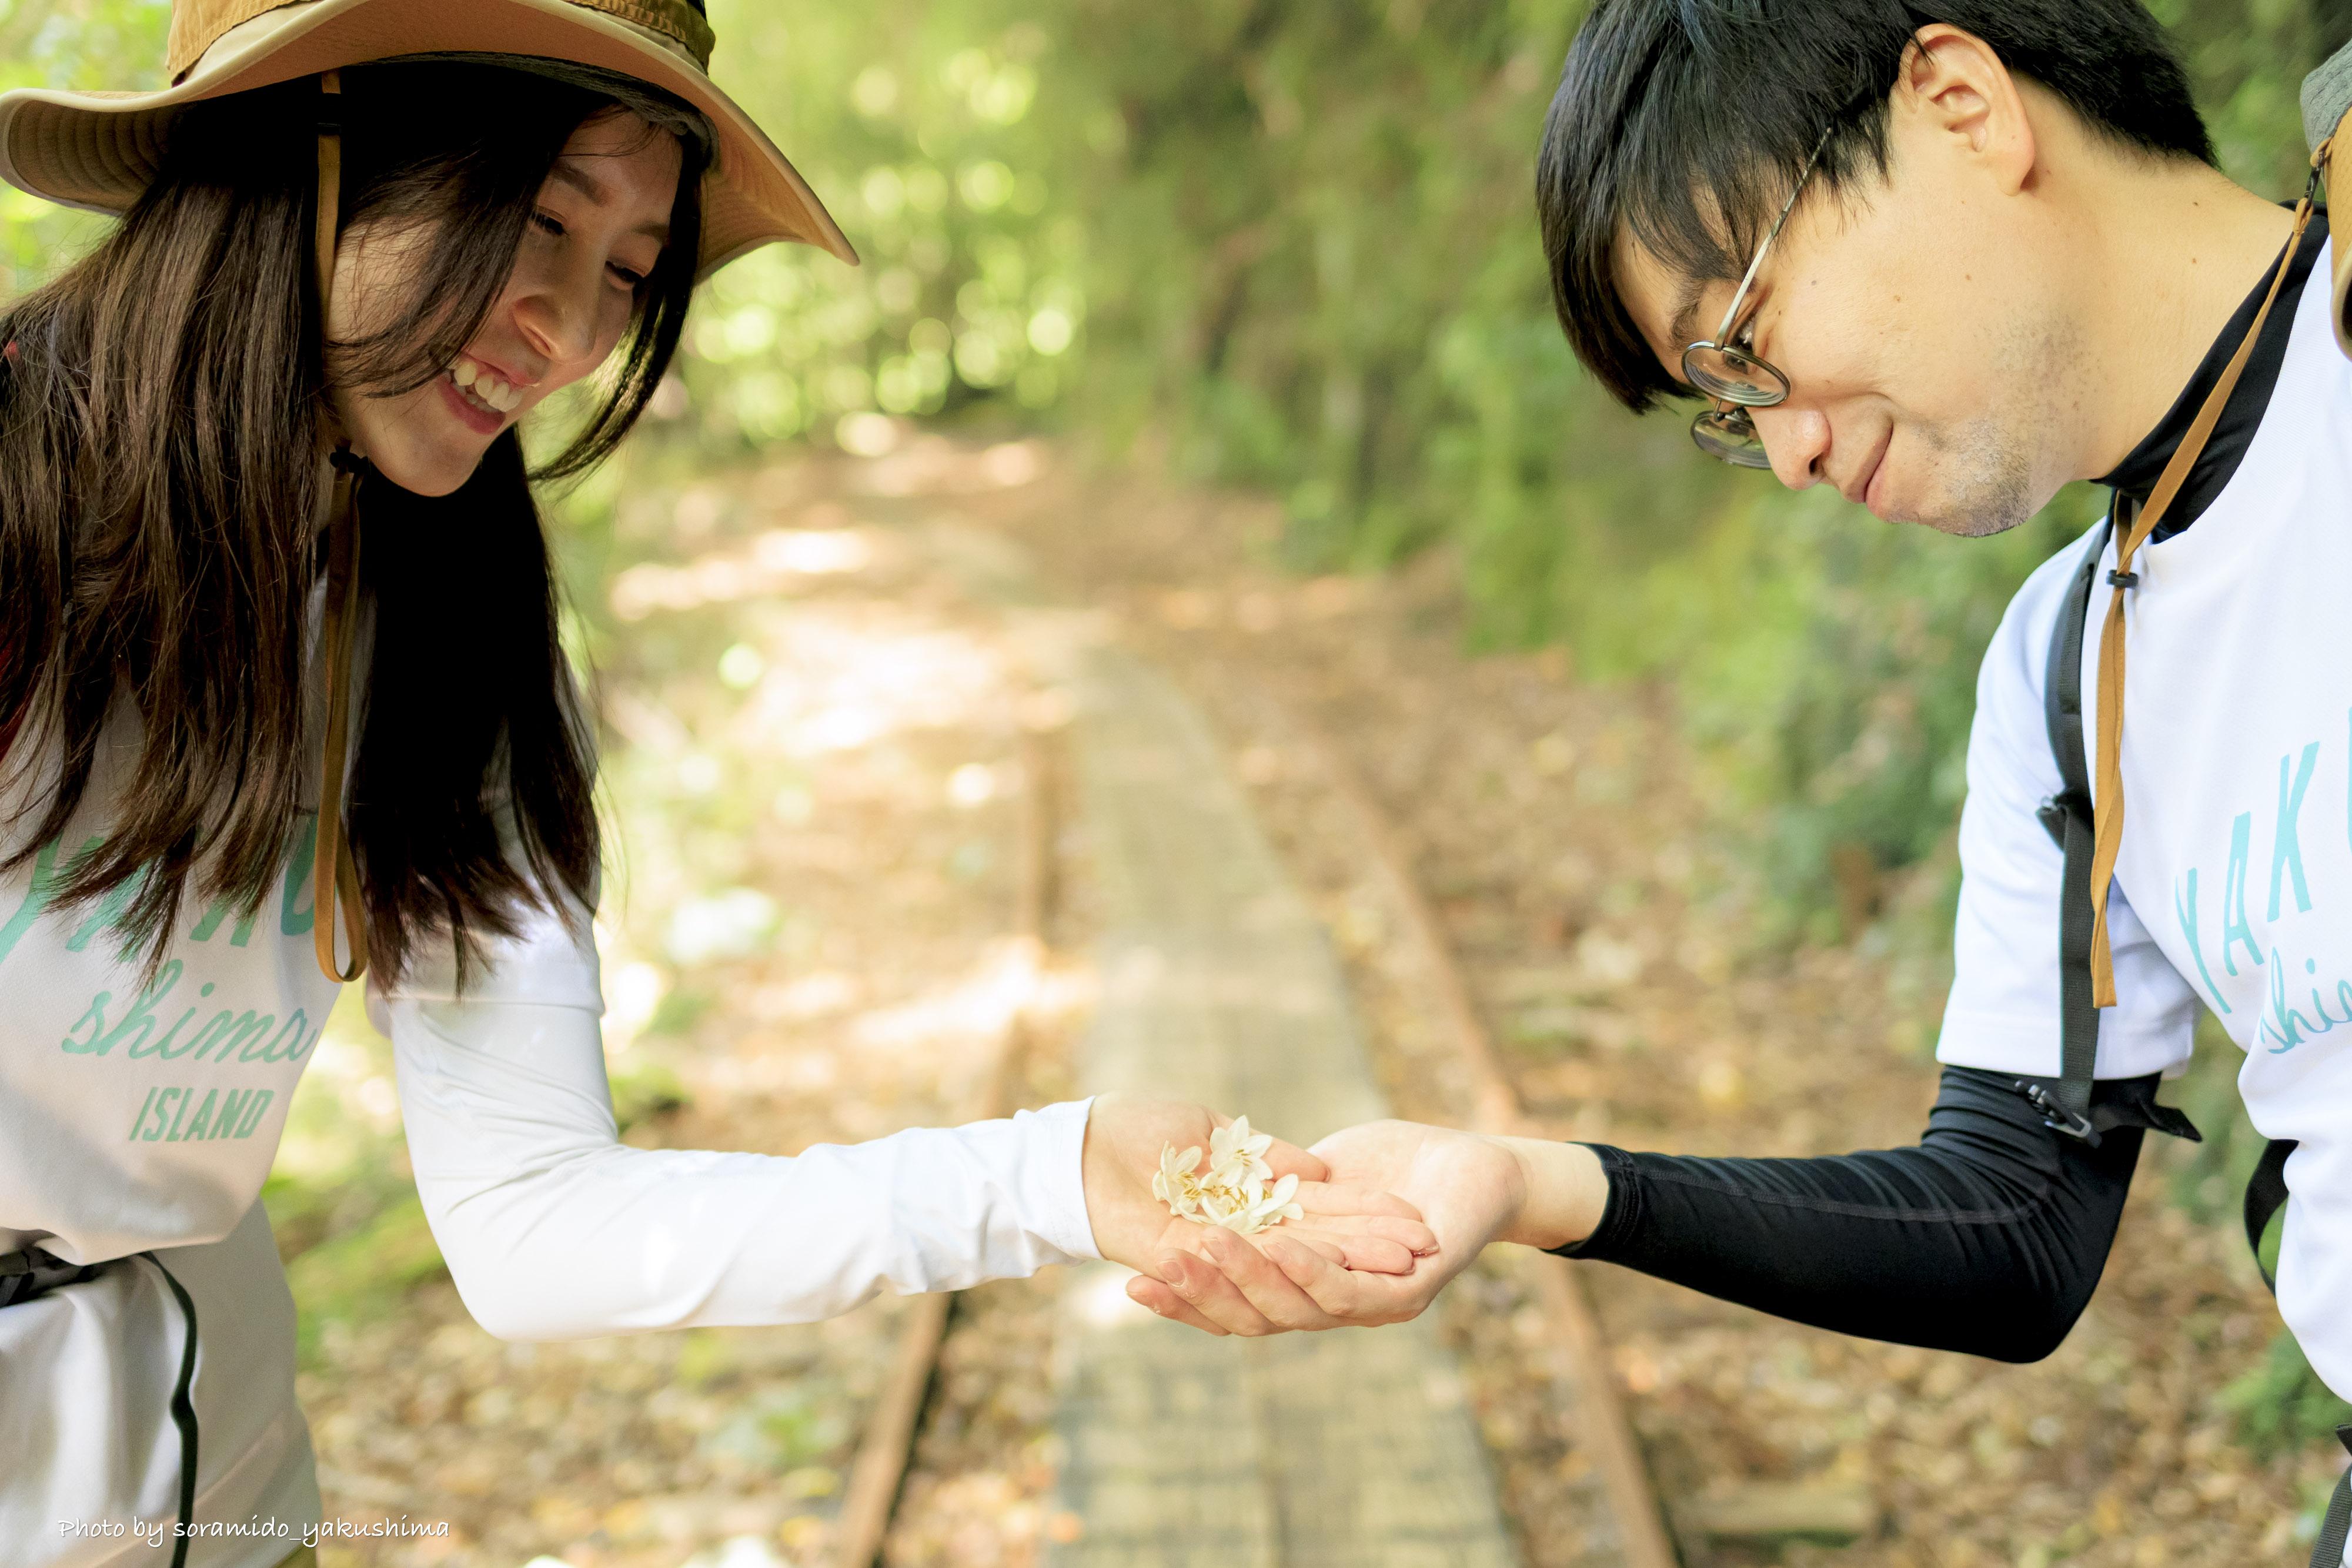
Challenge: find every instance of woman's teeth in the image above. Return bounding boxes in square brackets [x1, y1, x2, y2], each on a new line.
[449, 358, 523, 414]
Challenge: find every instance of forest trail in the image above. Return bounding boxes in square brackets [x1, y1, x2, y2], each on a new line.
[922, 527, 1529, 1566]
[283, 433, 2316, 1568]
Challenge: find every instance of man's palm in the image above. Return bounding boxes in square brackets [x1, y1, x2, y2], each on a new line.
[1306, 1120, 1524, 1309]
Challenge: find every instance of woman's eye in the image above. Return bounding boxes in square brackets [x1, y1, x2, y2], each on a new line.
[534, 205, 650, 291]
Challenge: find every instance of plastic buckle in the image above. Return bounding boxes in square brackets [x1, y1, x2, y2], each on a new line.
[2036, 791, 2087, 851]
[2013, 1079, 2102, 1147]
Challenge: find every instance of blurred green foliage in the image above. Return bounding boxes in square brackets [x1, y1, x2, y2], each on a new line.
[0, 0, 165, 287]
[281, 1193, 447, 1364]
[651, 0, 1084, 447]
[2223, 1328, 2352, 1461]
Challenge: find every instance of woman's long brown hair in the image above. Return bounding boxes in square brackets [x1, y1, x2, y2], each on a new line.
[0, 59, 709, 985]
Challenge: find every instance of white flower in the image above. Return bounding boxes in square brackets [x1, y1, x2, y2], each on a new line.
[1151, 1143, 1205, 1219]
[1151, 1118, 1302, 1235]
[1216, 1172, 1304, 1235]
[1206, 1115, 1274, 1191]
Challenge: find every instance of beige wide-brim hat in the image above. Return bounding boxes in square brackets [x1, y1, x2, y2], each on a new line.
[0, 0, 856, 276]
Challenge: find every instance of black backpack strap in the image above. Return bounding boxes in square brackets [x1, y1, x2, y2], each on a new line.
[2022, 517, 2114, 1142]
[2314, 1432, 2351, 1568]
[2248, 1131, 2335, 1567]
[139, 1251, 201, 1568]
[2246, 1137, 2298, 1292]
[2020, 512, 2203, 1147]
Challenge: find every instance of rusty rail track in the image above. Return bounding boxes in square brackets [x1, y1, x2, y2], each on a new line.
[1285, 707, 1683, 1568]
[831, 723, 1057, 1568]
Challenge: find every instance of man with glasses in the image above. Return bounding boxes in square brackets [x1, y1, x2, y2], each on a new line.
[1132, 2, 2352, 1557]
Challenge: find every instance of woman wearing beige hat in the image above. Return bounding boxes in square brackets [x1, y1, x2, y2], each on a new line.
[0, 4, 1434, 1563]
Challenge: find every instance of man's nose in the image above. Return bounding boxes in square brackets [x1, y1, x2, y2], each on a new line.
[1751, 402, 1829, 492]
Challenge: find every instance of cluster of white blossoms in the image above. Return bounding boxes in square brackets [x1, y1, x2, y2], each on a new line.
[1150, 1116, 1307, 1235]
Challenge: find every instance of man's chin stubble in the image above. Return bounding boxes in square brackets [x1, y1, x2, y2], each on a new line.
[1920, 314, 2086, 539]
[1912, 410, 2044, 539]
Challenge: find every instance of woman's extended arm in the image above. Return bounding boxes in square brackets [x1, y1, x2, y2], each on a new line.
[373, 890, 1435, 1342]
[380, 978, 1100, 1342]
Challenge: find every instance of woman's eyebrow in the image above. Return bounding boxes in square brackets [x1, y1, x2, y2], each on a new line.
[548, 160, 610, 205]
[547, 159, 673, 242]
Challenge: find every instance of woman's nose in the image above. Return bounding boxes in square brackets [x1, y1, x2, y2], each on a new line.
[1751, 402, 1830, 492]
[511, 268, 599, 368]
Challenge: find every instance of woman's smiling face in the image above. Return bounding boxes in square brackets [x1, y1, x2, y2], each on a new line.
[326, 108, 683, 496]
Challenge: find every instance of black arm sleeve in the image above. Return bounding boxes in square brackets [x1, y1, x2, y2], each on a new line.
[1550, 1066, 2159, 1363]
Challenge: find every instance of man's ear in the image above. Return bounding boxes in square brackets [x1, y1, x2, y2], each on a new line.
[1893, 23, 2037, 196]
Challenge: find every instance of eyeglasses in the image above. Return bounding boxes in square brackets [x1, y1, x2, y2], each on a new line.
[1685, 121, 1836, 469]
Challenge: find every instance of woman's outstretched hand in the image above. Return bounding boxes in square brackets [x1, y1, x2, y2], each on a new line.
[1081, 1094, 1438, 1295]
[1124, 1119, 1608, 1336]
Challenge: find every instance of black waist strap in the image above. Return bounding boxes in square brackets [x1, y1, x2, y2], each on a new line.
[0, 1243, 102, 1305]
[0, 1245, 200, 1568]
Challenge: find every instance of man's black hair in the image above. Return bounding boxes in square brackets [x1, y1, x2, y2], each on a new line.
[1538, 1, 2215, 413]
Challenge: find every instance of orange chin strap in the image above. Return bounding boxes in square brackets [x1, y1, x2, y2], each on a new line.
[311, 67, 367, 985]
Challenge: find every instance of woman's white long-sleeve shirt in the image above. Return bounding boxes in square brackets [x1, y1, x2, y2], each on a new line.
[0, 715, 1100, 1567]
[379, 901, 1097, 1343]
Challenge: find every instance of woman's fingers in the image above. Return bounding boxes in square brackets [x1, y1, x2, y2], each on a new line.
[1292, 1234, 1351, 1266]
[1128, 1234, 1349, 1331]
[1272, 1219, 1415, 1274]
[1285, 1210, 1437, 1256]
[1325, 1233, 1413, 1274]
[1156, 1248, 1282, 1336]
[1293, 1179, 1425, 1225]
[1127, 1272, 1231, 1335]
[1371, 1215, 1439, 1254]
[1145, 1228, 1428, 1332]
[1260, 1236, 1421, 1325]
[1186, 1228, 1348, 1331]
[1260, 1135, 1332, 1186]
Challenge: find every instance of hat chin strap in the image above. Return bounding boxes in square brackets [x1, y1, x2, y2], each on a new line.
[312, 67, 367, 985]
